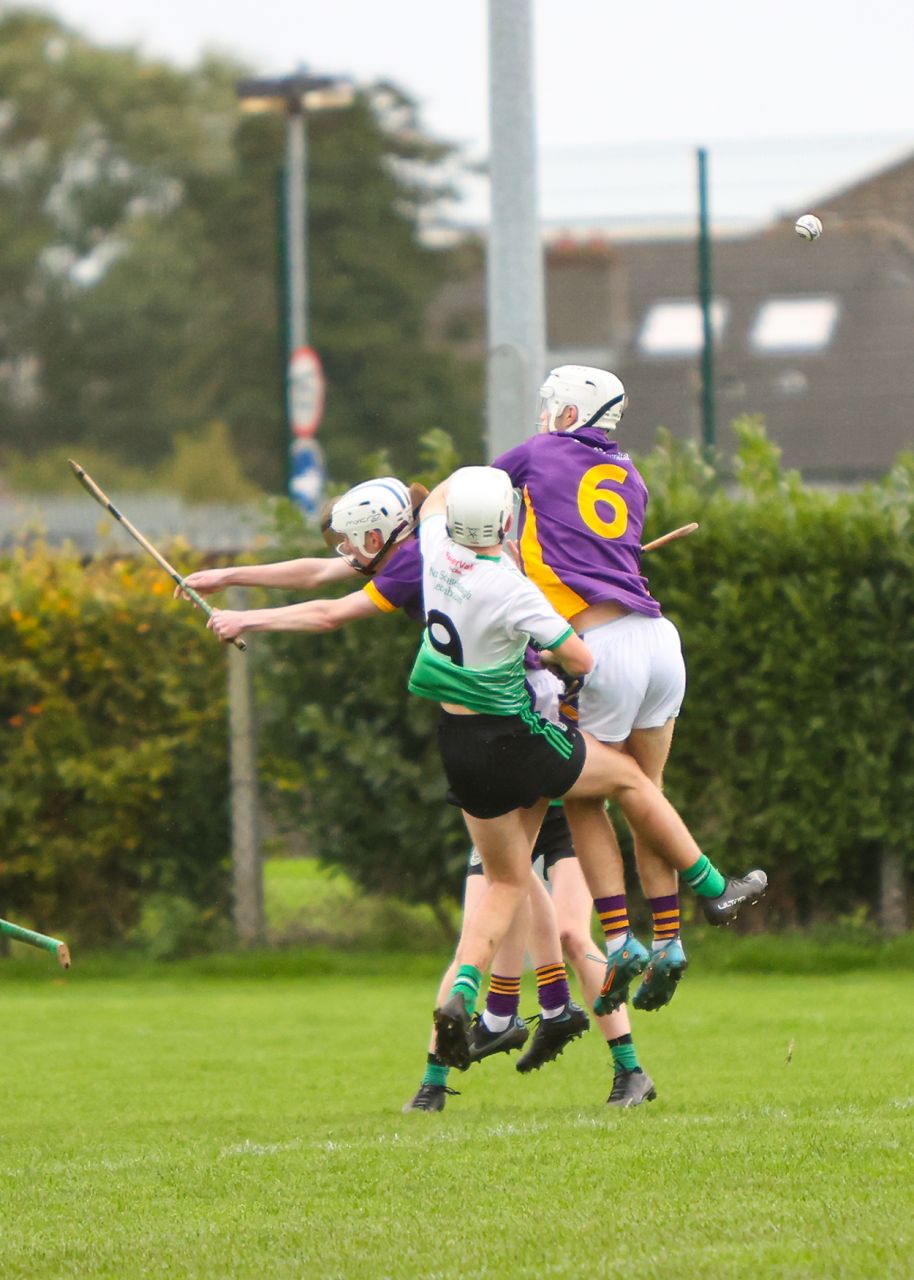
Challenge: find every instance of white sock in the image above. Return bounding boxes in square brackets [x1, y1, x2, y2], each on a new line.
[481, 1010, 511, 1033]
[541, 1003, 565, 1020]
[605, 931, 629, 956]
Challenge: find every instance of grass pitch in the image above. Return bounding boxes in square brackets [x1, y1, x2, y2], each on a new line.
[1, 952, 912, 1279]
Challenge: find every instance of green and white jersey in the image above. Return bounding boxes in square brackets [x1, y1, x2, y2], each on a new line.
[408, 514, 574, 716]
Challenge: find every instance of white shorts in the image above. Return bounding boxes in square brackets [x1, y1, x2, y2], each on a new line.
[577, 613, 685, 743]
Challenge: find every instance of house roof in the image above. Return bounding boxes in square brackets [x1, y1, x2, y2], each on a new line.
[604, 224, 914, 477]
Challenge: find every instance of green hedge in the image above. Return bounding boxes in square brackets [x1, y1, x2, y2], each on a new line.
[4, 421, 912, 943]
[257, 420, 914, 926]
[0, 543, 231, 946]
[639, 420, 914, 920]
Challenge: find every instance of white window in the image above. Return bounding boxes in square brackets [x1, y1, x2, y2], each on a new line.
[638, 300, 728, 357]
[751, 297, 840, 353]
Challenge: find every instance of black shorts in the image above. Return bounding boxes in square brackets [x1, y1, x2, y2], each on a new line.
[466, 803, 575, 878]
[438, 708, 586, 820]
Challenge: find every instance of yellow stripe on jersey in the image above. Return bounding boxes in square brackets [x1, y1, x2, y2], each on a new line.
[519, 487, 589, 622]
[363, 581, 397, 613]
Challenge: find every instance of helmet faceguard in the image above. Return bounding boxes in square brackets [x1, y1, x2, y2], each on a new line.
[446, 466, 515, 548]
[537, 365, 627, 435]
[329, 477, 414, 575]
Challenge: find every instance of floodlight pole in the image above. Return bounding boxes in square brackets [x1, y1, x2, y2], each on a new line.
[236, 72, 353, 504]
[697, 147, 717, 459]
[285, 106, 308, 353]
[486, 0, 546, 458]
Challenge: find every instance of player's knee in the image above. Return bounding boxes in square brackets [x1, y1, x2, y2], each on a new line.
[559, 927, 589, 967]
[487, 865, 528, 895]
[604, 752, 647, 800]
[562, 795, 601, 821]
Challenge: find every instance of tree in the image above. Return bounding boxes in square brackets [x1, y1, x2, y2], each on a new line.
[0, 12, 483, 493]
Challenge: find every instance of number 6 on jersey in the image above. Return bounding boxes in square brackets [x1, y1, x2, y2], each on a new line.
[577, 464, 630, 540]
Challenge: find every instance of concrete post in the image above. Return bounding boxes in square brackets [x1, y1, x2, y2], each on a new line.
[226, 588, 264, 946]
[486, 0, 546, 458]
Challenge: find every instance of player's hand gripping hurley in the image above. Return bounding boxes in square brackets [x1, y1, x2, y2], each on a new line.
[68, 460, 247, 651]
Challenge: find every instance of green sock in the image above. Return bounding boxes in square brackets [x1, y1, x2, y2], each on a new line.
[681, 853, 726, 899]
[449, 963, 483, 1016]
[421, 1053, 449, 1089]
[608, 1034, 640, 1073]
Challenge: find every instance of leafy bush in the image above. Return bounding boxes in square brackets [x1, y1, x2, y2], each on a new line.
[640, 419, 914, 921]
[5, 421, 912, 942]
[0, 542, 231, 945]
[256, 420, 914, 927]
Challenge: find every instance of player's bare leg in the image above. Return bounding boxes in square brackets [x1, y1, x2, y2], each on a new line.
[626, 721, 677, 897]
[466, 875, 534, 1065]
[514, 870, 590, 1073]
[624, 721, 688, 1012]
[564, 737, 767, 1009]
[562, 788, 652, 1015]
[405, 870, 532, 1111]
[549, 857, 656, 1107]
[434, 802, 548, 1069]
[549, 856, 634, 1031]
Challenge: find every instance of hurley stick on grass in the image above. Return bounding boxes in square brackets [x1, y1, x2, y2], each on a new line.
[641, 522, 699, 554]
[68, 459, 247, 652]
[0, 918, 71, 968]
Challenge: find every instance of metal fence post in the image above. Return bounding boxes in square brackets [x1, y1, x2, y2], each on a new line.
[486, 0, 545, 457]
[697, 147, 717, 459]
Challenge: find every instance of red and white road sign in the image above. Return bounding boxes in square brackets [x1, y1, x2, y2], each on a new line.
[288, 346, 325, 438]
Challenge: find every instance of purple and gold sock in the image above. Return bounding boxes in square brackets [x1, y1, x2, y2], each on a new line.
[595, 894, 630, 953]
[649, 894, 680, 948]
[486, 974, 521, 1019]
[535, 962, 571, 1018]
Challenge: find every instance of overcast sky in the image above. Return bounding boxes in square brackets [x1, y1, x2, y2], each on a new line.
[25, 0, 914, 228]
[31, 0, 914, 153]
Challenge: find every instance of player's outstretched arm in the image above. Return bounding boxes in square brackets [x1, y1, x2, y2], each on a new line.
[179, 556, 358, 600]
[206, 589, 381, 641]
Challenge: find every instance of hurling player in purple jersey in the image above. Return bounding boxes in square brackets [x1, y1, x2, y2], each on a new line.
[494, 365, 767, 1015]
[182, 477, 424, 635]
[181, 477, 613, 1108]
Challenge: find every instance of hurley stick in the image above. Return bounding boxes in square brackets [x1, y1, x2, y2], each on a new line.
[641, 522, 699, 554]
[0, 918, 71, 968]
[68, 460, 247, 652]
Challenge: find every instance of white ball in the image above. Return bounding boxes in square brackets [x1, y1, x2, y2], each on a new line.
[795, 214, 823, 241]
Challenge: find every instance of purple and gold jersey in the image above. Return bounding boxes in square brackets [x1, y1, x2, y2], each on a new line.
[494, 428, 661, 622]
[362, 536, 423, 621]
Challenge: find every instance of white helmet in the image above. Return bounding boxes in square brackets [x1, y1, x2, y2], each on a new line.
[446, 466, 514, 548]
[538, 365, 627, 434]
[330, 477, 413, 561]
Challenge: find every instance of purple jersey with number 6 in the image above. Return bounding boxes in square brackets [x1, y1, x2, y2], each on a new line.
[493, 428, 661, 621]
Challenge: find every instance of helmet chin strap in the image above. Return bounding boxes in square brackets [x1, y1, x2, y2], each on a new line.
[580, 392, 626, 431]
[348, 511, 418, 577]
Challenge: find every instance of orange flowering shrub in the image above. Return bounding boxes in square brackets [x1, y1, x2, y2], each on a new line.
[0, 542, 230, 945]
